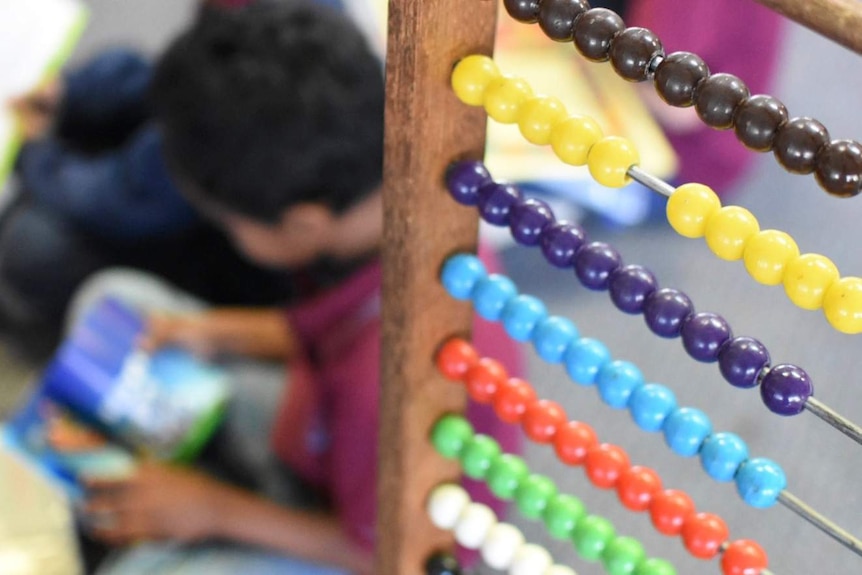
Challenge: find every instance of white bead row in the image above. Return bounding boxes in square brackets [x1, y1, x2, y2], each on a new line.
[427, 483, 578, 575]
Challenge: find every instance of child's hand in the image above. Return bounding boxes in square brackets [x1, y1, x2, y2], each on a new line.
[8, 79, 63, 141]
[139, 313, 219, 357]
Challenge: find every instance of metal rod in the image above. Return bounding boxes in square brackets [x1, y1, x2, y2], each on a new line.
[627, 165, 675, 197]
[804, 397, 862, 446]
[778, 490, 862, 557]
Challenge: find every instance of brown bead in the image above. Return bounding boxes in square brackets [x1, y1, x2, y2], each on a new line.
[733, 95, 788, 152]
[815, 139, 862, 198]
[503, 0, 540, 23]
[538, 0, 591, 42]
[694, 73, 749, 130]
[574, 8, 625, 62]
[653, 52, 709, 107]
[609, 27, 664, 82]
[773, 117, 829, 174]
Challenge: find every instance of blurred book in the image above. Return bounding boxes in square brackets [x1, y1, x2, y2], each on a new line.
[0, 0, 88, 188]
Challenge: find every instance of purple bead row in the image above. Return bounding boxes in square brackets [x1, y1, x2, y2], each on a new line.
[446, 160, 814, 416]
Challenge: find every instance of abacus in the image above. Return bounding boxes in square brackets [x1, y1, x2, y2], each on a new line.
[375, 1, 862, 574]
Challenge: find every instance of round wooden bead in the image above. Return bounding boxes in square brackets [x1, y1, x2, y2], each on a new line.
[510, 197, 555, 246]
[441, 254, 487, 300]
[451, 55, 500, 106]
[484, 76, 534, 124]
[454, 502, 497, 549]
[564, 337, 612, 385]
[814, 139, 862, 197]
[628, 383, 677, 432]
[553, 420, 599, 466]
[431, 414, 474, 459]
[694, 73, 749, 130]
[516, 474, 559, 519]
[666, 183, 721, 238]
[588, 136, 639, 188]
[446, 160, 491, 206]
[609, 265, 658, 314]
[425, 553, 463, 575]
[550, 114, 604, 166]
[653, 51, 709, 107]
[464, 357, 508, 403]
[472, 274, 518, 321]
[649, 489, 695, 536]
[460, 434, 502, 479]
[584, 443, 631, 489]
[681, 512, 728, 559]
[502, 294, 549, 342]
[783, 253, 839, 310]
[721, 539, 769, 575]
[487, 454, 530, 500]
[733, 95, 788, 152]
[543, 493, 586, 538]
[481, 522, 525, 570]
[681, 312, 731, 363]
[823, 276, 862, 334]
[717, 336, 770, 389]
[574, 8, 625, 62]
[522, 399, 567, 443]
[704, 206, 760, 261]
[616, 465, 663, 512]
[538, 0, 591, 42]
[634, 558, 677, 575]
[742, 229, 800, 285]
[540, 222, 587, 268]
[436, 338, 478, 381]
[573, 515, 616, 561]
[602, 536, 646, 575]
[503, 0, 540, 23]
[662, 407, 712, 457]
[518, 96, 568, 145]
[575, 242, 623, 290]
[510, 544, 553, 575]
[427, 484, 470, 530]
[596, 360, 644, 409]
[642, 288, 693, 338]
[699, 432, 748, 482]
[532, 316, 579, 364]
[609, 27, 664, 82]
[760, 364, 812, 416]
[735, 457, 786, 508]
[773, 117, 829, 174]
[477, 181, 522, 225]
[493, 379, 538, 424]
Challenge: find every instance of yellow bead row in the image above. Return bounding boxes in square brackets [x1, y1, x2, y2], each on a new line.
[451, 54, 639, 188]
[451, 54, 862, 335]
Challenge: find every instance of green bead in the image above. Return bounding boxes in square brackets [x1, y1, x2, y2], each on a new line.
[572, 515, 616, 562]
[602, 536, 646, 575]
[431, 414, 473, 459]
[486, 454, 529, 500]
[543, 494, 586, 539]
[460, 435, 501, 479]
[633, 558, 676, 575]
[514, 474, 558, 520]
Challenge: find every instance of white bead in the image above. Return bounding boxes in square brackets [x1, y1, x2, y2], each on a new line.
[427, 484, 469, 530]
[480, 522, 525, 570]
[543, 565, 578, 575]
[453, 502, 497, 550]
[509, 543, 553, 575]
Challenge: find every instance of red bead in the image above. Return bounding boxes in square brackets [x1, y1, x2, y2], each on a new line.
[649, 489, 695, 536]
[721, 539, 769, 575]
[464, 357, 508, 403]
[553, 420, 598, 465]
[616, 465, 663, 512]
[681, 512, 729, 559]
[436, 338, 478, 381]
[493, 378, 537, 423]
[584, 443, 631, 489]
[521, 399, 567, 443]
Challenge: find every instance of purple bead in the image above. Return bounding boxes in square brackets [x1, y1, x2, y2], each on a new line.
[680, 312, 731, 363]
[760, 364, 812, 415]
[540, 222, 586, 268]
[477, 181, 522, 226]
[508, 198, 555, 246]
[574, 242, 622, 291]
[718, 336, 770, 389]
[643, 288, 693, 338]
[445, 161, 491, 206]
[608, 265, 658, 314]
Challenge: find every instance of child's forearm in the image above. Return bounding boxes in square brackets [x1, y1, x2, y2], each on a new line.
[205, 308, 296, 360]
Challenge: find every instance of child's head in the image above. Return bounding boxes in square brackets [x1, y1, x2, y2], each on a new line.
[151, 1, 383, 268]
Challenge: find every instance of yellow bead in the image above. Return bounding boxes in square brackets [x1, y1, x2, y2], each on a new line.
[483, 76, 534, 124]
[742, 229, 800, 286]
[451, 55, 500, 106]
[783, 253, 839, 310]
[704, 206, 760, 261]
[587, 136, 639, 188]
[517, 96, 567, 145]
[549, 115, 604, 166]
[666, 183, 721, 239]
[823, 277, 862, 334]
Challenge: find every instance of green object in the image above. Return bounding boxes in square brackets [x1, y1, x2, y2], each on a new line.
[431, 414, 474, 459]
[633, 558, 677, 575]
[515, 473, 558, 519]
[460, 434, 501, 479]
[543, 493, 586, 539]
[602, 536, 646, 575]
[171, 400, 227, 463]
[572, 515, 616, 562]
[486, 453, 529, 500]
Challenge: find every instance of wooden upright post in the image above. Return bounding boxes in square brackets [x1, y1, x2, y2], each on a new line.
[377, 1, 497, 573]
[752, 0, 862, 55]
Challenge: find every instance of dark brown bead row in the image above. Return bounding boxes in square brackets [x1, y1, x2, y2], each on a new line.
[502, 0, 862, 198]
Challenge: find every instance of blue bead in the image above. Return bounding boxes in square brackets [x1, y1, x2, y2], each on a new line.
[735, 457, 786, 508]
[662, 407, 712, 457]
[440, 254, 487, 300]
[699, 432, 749, 482]
[595, 360, 644, 409]
[563, 338, 611, 386]
[532, 316, 579, 363]
[628, 383, 677, 432]
[501, 295, 548, 342]
[471, 274, 518, 321]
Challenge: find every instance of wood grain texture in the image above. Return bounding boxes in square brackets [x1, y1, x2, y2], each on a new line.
[752, 0, 862, 55]
[376, 1, 496, 573]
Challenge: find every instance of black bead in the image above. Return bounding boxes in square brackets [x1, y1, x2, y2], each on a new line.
[574, 8, 625, 62]
[733, 95, 788, 152]
[538, 0, 591, 42]
[609, 27, 664, 82]
[814, 139, 862, 198]
[773, 117, 829, 174]
[425, 552, 462, 575]
[653, 52, 709, 107]
[503, 0, 540, 23]
[693, 73, 749, 130]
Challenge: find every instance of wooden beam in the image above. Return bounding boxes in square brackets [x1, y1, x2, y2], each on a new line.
[752, 0, 862, 55]
[376, 0, 497, 573]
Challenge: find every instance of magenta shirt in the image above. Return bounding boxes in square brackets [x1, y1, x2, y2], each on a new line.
[271, 254, 524, 551]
